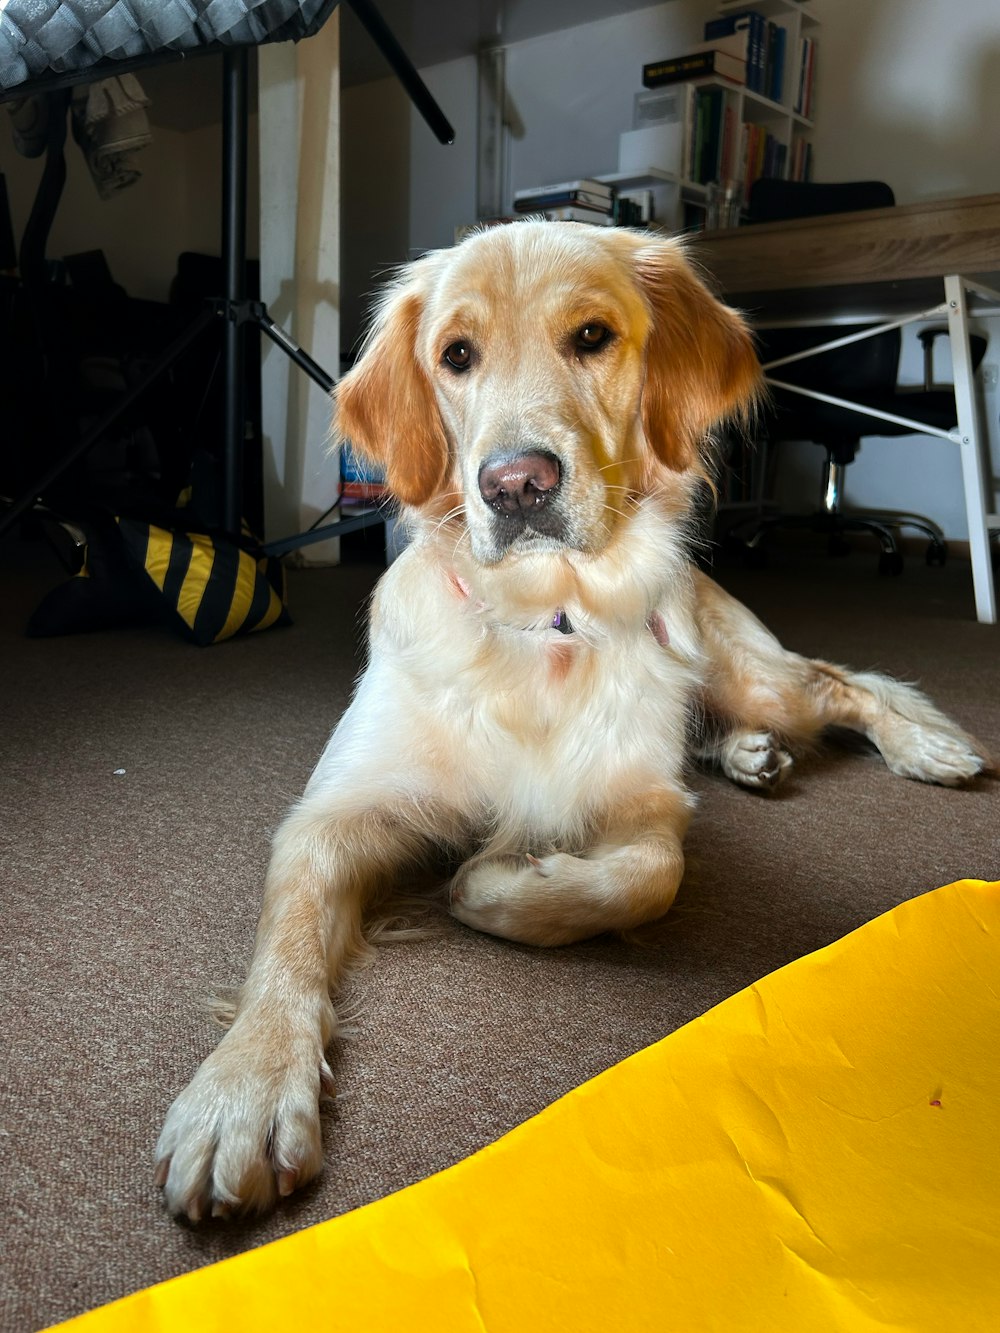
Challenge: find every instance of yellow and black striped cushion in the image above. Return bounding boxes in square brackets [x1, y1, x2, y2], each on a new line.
[115, 518, 290, 645]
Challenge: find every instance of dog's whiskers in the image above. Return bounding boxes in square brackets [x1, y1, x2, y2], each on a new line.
[430, 502, 468, 539]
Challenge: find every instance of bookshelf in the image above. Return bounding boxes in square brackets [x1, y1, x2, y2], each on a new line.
[708, 0, 819, 188]
[613, 0, 819, 229]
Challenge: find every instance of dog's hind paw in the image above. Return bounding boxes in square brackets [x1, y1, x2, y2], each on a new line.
[876, 719, 989, 787]
[718, 731, 793, 790]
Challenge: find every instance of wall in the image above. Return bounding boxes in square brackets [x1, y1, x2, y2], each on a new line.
[0, 105, 242, 302]
[809, 0, 1000, 204]
[773, 0, 1000, 539]
[341, 74, 411, 362]
[258, 15, 341, 562]
[342, 0, 1000, 542]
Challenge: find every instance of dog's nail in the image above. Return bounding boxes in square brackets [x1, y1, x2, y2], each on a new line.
[187, 1196, 205, 1224]
[277, 1168, 298, 1197]
[319, 1060, 336, 1097]
[211, 1200, 232, 1219]
[153, 1158, 170, 1189]
[526, 854, 550, 877]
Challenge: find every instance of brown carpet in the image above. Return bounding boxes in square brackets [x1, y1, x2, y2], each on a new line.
[2, 527, 998, 1332]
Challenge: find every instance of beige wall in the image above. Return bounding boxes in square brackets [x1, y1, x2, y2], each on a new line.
[0, 65, 259, 301]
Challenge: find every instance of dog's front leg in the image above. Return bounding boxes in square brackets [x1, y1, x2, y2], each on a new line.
[155, 797, 423, 1221]
[451, 797, 692, 947]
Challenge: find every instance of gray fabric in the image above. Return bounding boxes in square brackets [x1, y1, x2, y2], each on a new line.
[0, 0, 334, 91]
[1, 532, 998, 1332]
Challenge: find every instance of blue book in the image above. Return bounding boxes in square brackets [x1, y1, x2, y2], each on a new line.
[704, 9, 765, 93]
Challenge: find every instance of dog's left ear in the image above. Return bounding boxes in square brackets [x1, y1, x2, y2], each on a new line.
[334, 279, 449, 507]
[631, 237, 762, 473]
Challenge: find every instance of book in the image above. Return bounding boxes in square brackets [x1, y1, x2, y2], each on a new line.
[340, 443, 386, 505]
[540, 206, 615, 226]
[514, 177, 613, 204]
[769, 24, 787, 103]
[697, 87, 726, 185]
[513, 188, 611, 213]
[643, 48, 745, 89]
[705, 11, 766, 93]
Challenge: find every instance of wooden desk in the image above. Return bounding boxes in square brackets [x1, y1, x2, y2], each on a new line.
[691, 194, 1000, 623]
[693, 193, 1000, 303]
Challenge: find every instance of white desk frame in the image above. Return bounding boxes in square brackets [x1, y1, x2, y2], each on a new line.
[758, 274, 1000, 624]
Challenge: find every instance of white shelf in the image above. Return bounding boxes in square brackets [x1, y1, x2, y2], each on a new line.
[595, 167, 680, 189]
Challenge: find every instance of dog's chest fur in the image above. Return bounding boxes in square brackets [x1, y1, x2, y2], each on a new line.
[355, 535, 702, 838]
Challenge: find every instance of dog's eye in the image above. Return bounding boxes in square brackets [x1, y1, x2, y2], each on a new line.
[575, 323, 612, 353]
[443, 341, 474, 372]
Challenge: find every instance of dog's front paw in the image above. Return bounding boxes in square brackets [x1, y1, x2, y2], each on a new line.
[155, 1021, 333, 1222]
[719, 731, 793, 790]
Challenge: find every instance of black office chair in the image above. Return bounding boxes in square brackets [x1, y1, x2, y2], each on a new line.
[731, 179, 988, 574]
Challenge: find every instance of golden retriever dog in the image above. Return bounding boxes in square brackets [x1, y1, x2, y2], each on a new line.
[155, 220, 987, 1221]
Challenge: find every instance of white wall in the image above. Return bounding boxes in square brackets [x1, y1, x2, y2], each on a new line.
[341, 0, 1000, 541]
[809, 0, 1000, 204]
[408, 56, 478, 257]
[405, 1, 715, 258]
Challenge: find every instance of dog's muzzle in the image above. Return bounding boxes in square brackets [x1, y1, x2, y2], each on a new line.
[477, 450, 567, 549]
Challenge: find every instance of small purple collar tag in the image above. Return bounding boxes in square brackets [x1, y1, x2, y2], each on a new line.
[551, 609, 573, 635]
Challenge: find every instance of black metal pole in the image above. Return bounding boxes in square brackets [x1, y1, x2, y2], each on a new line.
[258, 309, 335, 395]
[221, 47, 249, 537]
[345, 0, 455, 145]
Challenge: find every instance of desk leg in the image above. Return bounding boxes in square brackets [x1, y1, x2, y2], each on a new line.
[945, 275, 997, 625]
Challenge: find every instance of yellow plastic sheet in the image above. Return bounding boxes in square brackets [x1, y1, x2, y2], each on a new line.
[53, 878, 1000, 1332]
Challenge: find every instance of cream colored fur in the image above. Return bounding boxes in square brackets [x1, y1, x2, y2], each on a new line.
[155, 221, 988, 1221]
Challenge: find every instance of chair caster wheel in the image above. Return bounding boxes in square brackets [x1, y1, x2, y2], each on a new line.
[878, 550, 904, 577]
[926, 541, 947, 567]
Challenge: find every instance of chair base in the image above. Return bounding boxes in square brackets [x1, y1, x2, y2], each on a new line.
[726, 451, 947, 575]
[728, 508, 947, 576]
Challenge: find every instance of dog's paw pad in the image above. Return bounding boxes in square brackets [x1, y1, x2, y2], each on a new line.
[720, 732, 793, 790]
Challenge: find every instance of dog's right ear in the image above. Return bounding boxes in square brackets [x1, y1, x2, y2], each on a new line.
[333, 284, 449, 508]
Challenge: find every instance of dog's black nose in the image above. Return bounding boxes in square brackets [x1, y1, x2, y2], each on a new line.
[478, 451, 561, 516]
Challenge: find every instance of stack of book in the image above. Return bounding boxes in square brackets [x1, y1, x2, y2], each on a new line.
[513, 178, 615, 226]
[340, 442, 386, 508]
[642, 10, 816, 114]
[700, 10, 785, 102]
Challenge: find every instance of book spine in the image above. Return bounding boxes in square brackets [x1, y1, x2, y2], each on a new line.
[804, 39, 816, 119]
[514, 191, 611, 212]
[754, 14, 769, 95]
[704, 10, 762, 40]
[719, 104, 735, 182]
[514, 179, 612, 202]
[701, 88, 725, 184]
[681, 83, 697, 181]
[642, 50, 741, 87]
[542, 206, 615, 226]
[771, 24, 787, 104]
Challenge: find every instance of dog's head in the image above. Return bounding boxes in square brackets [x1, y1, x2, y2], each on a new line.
[335, 221, 760, 566]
